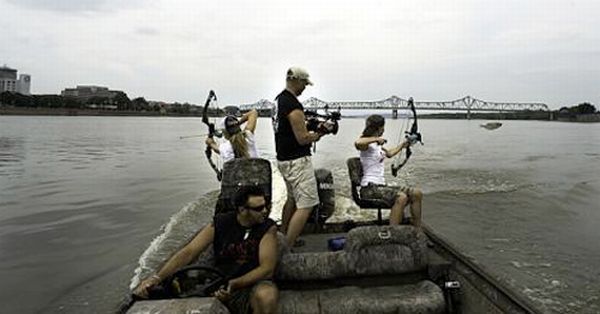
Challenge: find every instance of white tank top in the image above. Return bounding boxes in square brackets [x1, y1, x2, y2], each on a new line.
[360, 142, 386, 186]
[219, 130, 259, 163]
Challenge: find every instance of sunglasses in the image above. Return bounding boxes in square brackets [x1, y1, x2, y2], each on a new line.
[244, 204, 268, 212]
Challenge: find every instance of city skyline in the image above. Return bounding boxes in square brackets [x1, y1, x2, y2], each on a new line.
[1, 0, 599, 109]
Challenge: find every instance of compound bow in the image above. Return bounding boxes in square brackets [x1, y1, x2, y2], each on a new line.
[391, 97, 423, 177]
[201, 90, 222, 181]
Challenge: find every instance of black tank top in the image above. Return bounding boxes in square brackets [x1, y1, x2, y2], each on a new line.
[213, 212, 275, 278]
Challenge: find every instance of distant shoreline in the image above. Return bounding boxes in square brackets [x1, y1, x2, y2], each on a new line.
[0, 107, 203, 117]
[2, 106, 599, 122]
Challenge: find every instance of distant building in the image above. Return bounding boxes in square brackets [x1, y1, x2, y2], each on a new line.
[17, 74, 31, 95]
[0, 65, 17, 93]
[61, 85, 122, 103]
[1, 65, 32, 95]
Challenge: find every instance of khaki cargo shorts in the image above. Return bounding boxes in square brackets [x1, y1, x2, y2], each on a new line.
[277, 156, 319, 210]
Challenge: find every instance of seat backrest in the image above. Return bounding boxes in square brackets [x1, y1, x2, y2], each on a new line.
[346, 157, 363, 203]
[347, 157, 363, 186]
[346, 157, 393, 211]
[219, 158, 272, 211]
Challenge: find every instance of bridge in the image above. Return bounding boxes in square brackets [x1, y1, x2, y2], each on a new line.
[238, 95, 549, 119]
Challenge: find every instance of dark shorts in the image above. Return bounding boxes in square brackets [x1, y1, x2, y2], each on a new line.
[360, 183, 412, 207]
[223, 280, 276, 314]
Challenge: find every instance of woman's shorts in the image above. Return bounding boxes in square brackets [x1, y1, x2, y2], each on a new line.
[360, 184, 412, 207]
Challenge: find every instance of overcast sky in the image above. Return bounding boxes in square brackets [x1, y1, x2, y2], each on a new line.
[1, 0, 598, 109]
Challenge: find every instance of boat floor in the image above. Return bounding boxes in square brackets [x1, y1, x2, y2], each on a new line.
[294, 232, 346, 253]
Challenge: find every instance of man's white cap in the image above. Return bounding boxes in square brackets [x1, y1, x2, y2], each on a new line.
[286, 67, 313, 85]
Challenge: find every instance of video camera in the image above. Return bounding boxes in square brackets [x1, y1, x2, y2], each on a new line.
[305, 109, 341, 135]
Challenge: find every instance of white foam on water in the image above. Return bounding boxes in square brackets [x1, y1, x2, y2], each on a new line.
[130, 199, 208, 289]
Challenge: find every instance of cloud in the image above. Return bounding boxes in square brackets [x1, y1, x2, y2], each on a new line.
[135, 27, 159, 36]
[6, 0, 150, 14]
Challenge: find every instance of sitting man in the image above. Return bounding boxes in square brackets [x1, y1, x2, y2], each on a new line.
[133, 186, 279, 314]
[354, 114, 423, 227]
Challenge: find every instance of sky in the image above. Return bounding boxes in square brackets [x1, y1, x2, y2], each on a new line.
[1, 0, 599, 109]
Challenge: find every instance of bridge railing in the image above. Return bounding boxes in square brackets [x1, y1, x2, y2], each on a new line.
[238, 95, 548, 112]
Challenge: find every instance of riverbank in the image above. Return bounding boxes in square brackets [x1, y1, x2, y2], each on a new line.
[0, 106, 201, 117]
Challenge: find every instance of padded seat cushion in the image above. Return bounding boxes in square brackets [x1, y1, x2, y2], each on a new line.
[277, 225, 427, 281]
[279, 280, 445, 314]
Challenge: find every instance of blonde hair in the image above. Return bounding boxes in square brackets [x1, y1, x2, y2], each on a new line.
[224, 130, 249, 158]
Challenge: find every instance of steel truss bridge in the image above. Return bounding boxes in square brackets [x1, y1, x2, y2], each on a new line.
[238, 95, 548, 117]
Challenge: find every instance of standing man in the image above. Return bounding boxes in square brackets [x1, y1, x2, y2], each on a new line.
[274, 66, 323, 247]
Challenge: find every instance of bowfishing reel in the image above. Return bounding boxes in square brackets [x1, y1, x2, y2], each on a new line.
[305, 110, 341, 135]
[406, 131, 422, 146]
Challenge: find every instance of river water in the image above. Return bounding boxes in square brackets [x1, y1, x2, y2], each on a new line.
[0, 115, 598, 313]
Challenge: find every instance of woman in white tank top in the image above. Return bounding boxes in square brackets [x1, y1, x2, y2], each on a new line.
[354, 114, 424, 227]
[206, 109, 260, 163]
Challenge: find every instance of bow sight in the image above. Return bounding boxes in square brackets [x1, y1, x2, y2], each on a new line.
[304, 109, 341, 135]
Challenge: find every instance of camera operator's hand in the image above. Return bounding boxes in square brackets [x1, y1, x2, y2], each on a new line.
[316, 121, 329, 134]
[310, 131, 322, 142]
[318, 120, 339, 135]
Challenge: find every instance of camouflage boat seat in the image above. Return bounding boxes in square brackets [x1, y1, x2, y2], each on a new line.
[218, 158, 273, 213]
[130, 227, 443, 314]
[347, 157, 393, 224]
[279, 282, 444, 314]
[198, 225, 429, 281]
[275, 225, 444, 314]
[276, 225, 428, 280]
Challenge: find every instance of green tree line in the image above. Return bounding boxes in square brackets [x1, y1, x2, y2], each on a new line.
[558, 102, 597, 115]
[0, 91, 212, 115]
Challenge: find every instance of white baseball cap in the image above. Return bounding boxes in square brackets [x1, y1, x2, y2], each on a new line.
[286, 67, 313, 85]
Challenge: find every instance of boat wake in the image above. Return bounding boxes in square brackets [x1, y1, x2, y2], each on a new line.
[129, 196, 214, 289]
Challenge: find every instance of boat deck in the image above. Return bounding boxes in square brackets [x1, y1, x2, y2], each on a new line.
[125, 224, 541, 314]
